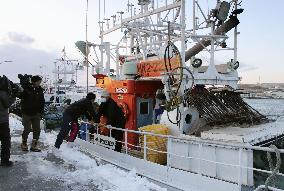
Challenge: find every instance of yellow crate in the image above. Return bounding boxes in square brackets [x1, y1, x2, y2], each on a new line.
[139, 124, 169, 165]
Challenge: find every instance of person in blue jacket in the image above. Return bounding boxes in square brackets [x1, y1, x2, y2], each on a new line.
[54, 92, 97, 149]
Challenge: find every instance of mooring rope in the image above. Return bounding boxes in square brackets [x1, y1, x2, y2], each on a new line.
[264, 145, 282, 191]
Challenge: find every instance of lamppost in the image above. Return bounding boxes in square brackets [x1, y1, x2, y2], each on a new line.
[0, 60, 12, 65]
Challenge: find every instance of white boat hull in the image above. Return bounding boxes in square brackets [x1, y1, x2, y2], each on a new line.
[75, 138, 239, 191]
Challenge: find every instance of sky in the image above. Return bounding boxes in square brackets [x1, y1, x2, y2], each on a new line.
[0, 0, 283, 85]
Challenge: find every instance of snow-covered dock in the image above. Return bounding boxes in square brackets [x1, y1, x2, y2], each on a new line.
[0, 117, 166, 191]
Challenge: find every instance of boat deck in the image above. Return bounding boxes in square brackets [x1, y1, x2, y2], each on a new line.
[201, 118, 284, 144]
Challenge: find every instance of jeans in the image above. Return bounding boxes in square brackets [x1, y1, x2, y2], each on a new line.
[54, 113, 75, 149]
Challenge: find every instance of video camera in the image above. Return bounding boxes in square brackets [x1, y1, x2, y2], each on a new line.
[0, 75, 22, 97]
[18, 74, 32, 89]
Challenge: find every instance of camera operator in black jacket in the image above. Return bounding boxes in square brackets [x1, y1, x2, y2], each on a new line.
[19, 75, 45, 152]
[0, 76, 16, 166]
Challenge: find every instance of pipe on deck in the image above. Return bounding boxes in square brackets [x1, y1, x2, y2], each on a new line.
[185, 16, 240, 62]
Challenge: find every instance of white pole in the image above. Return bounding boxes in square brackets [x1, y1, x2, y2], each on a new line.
[99, 0, 101, 22]
[210, 22, 215, 67]
[234, 0, 238, 62]
[167, 137, 172, 168]
[100, 27, 104, 74]
[104, 0, 106, 18]
[179, 0, 186, 135]
[143, 134, 147, 160]
[198, 143, 202, 174]
[105, 42, 110, 75]
[86, 0, 89, 93]
[125, 131, 128, 154]
[193, 0, 196, 35]
[115, 46, 119, 80]
[181, 0, 186, 67]
[86, 123, 90, 142]
[238, 148, 243, 191]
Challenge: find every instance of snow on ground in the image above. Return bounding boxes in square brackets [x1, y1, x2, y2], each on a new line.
[9, 117, 166, 191]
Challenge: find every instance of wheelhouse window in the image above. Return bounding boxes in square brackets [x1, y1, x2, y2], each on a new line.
[140, 102, 149, 114]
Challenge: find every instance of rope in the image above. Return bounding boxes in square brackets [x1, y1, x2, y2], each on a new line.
[163, 41, 183, 96]
[166, 104, 182, 125]
[163, 39, 182, 125]
[163, 39, 196, 125]
[265, 145, 282, 191]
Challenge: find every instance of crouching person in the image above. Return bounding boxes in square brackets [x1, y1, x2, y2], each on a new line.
[0, 76, 16, 166]
[20, 75, 44, 152]
[96, 90, 126, 152]
[54, 92, 97, 149]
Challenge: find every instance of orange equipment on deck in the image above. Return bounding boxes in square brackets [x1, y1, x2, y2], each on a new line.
[93, 56, 181, 148]
[95, 76, 163, 149]
[137, 57, 180, 77]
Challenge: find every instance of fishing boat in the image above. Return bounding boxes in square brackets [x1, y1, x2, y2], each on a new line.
[43, 49, 86, 129]
[73, 1, 284, 190]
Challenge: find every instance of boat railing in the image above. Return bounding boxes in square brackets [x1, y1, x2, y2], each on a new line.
[78, 121, 284, 191]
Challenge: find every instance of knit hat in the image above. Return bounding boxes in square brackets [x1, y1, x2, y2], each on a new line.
[86, 92, 96, 100]
[31, 75, 42, 83]
[100, 89, 110, 97]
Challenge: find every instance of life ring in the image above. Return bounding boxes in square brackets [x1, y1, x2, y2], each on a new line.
[118, 102, 129, 119]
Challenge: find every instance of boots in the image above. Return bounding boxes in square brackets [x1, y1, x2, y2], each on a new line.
[21, 140, 28, 151]
[30, 139, 41, 152]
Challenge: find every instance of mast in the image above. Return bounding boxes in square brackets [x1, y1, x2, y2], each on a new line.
[234, 0, 238, 62]
[85, 0, 89, 93]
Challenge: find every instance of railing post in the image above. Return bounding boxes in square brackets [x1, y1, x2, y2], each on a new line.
[238, 148, 243, 191]
[86, 123, 90, 142]
[125, 130, 128, 154]
[143, 134, 147, 160]
[167, 137, 172, 168]
[198, 143, 202, 175]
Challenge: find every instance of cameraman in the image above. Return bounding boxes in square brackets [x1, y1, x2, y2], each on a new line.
[19, 75, 45, 152]
[0, 76, 16, 166]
